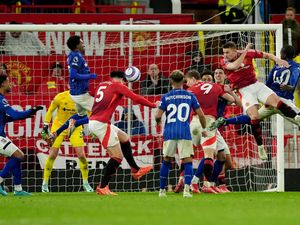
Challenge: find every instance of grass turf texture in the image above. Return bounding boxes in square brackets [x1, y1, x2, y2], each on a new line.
[0, 192, 299, 225]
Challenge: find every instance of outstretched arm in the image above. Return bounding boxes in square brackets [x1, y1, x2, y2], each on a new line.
[117, 85, 156, 108]
[5, 106, 42, 121]
[263, 52, 289, 68]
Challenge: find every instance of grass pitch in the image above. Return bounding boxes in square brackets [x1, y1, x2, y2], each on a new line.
[0, 192, 299, 225]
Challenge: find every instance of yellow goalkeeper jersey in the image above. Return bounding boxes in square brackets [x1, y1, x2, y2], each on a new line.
[44, 90, 77, 127]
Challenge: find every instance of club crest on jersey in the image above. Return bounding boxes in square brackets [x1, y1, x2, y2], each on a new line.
[2, 99, 8, 107]
[73, 57, 79, 63]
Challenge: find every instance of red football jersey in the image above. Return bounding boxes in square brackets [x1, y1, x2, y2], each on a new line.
[188, 81, 225, 118]
[90, 80, 156, 123]
[221, 50, 264, 89]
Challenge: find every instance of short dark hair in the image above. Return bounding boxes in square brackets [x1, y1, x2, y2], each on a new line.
[223, 41, 237, 49]
[185, 70, 201, 80]
[0, 75, 7, 86]
[170, 70, 184, 83]
[281, 45, 295, 60]
[51, 61, 63, 69]
[110, 70, 125, 79]
[67, 35, 81, 51]
[200, 69, 213, 78]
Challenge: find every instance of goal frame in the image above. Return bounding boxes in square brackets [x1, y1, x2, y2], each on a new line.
[0, 23, 284, 192]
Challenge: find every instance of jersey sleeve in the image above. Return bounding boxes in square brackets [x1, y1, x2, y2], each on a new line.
[158, 95, 166, 111]
[191, 93, 200, 111]
[218, 84, 226, 96]
[69, 53, 82, 70]
[70, 67, 96, 80]
[115, 83, 156, 108]
[2, 98, 32, 120]
[220, 58, 227, 69]
[246, 50, 264, 59]
[289, 64, 300, 88]
[44, 94, 60, 124]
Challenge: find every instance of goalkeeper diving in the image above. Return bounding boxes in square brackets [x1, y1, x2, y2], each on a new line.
[40, 90, 93, 192]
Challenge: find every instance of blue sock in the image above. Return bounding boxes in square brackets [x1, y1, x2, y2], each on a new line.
[11, 158, 22, 185]
[194, 158, 205, 178]
[56, 114, 87, 136]
[226, 115, 251, 125]
[184, 162, 193, 185]
[211, 160, 225, 183]
[0, 157, 20, 179]
[159, 160, 170, 189]
[74, 116, 89, 127]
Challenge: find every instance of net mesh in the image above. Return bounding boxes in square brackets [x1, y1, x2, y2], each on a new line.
[0, 27, 288, 192]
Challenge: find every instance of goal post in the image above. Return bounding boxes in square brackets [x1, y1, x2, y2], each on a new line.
[0, 23, 285, 192]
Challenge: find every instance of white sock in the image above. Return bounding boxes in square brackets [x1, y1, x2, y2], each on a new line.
[191, 176, 199, 184]
[42, 181, 48, 186]
[0, 177, 4, 184]
[184, 184, 190, 192]
[14, 185, 22, 192]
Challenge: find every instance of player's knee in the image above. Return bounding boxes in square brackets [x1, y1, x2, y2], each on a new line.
[163, 156, 172, 162]
[266, 94, 280, 108]
[182, 157, 193, 163]
[12, 149, 24, 160]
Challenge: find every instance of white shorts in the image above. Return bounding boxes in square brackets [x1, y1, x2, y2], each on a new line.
[239, 81, 274, 112]
[190, 115, 217, 150]
[89, 120, 120, 149]
[216, 130, 230, 155]
[0, 136, 19, 157]
[163, 140, 193, 159]
[70, 93, 94, 115]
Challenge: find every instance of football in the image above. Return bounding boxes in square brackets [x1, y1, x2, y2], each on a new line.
[125, 66, 141, 82]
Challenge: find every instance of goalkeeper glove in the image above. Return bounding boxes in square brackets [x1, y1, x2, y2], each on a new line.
[40, 124, 50, 140]
[31, 105, 43, 115]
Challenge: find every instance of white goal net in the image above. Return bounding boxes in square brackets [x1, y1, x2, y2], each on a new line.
[0, 24, 285, 192]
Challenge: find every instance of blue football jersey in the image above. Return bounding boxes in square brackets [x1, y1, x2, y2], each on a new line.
[0, 95, 32, 137]
[159, 89, 200, 141]
[68, 51, 91, 95]
[266, 60, 300, 100]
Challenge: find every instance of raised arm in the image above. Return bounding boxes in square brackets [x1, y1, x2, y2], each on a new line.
[225, 43, 253, 70]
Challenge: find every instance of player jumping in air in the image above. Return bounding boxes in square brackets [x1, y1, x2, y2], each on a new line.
[0, 75, 43, 196]
[210, 45, 300, 131]
[45, 35, 96, 142]
[89, 71, 156, 195]
[40, 90, 93, 193]
[155, 70, 206, 198]
[219, 42, 300, 160]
